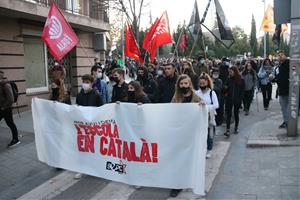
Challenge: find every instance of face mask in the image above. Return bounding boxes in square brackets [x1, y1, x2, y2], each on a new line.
[128, 91, 135, 96]
[200, 86, 207, 90]
[179, 87, 190, 94]
[96, 72, 102, 79]
[137, 75, 145, 81]
[113, 77, 120, 84]
[82, 83, 91, 91]
[127, 91, 135, 101]
[157, 70, 163, 75]
[200, 60, 205, 64]
[212, 74, 219, 79]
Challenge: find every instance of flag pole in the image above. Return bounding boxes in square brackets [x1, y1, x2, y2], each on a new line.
[200, 31, 207, 59]
[189, 29, 200, 58]
[172, 23, 186, 60]
[263, 0, 267, 58]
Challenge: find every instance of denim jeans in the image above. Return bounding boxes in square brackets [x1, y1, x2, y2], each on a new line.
[207, 126, 215, 151]
[279, 95, 289, 123]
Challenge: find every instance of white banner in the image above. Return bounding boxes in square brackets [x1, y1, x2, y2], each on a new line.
[32, 98, 208, 195]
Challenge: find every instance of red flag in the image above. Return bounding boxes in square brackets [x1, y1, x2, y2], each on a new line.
[142, 18, 159, 50]
[125, 25, 143, 64]
[180, 29, 188, 53]
[41, 2, 79, 61]
[147, 12, 173, 61]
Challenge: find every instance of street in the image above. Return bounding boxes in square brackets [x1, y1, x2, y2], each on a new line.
[0, 88, 299, 200]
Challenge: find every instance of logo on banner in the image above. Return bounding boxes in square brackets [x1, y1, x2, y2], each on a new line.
[74, 119, 159, 173]
[47, 16, 63, 39]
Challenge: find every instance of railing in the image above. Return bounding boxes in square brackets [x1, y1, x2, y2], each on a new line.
[21, 0, 109, 23]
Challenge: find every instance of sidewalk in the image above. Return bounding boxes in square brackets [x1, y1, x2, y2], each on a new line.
[247, 111, 300, 147]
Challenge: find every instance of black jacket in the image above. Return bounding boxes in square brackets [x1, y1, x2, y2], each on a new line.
[225, 77, 245, 105]
[158, 75, 177, 103]
[76, 89, 103, 107]
[112, 82, 128, 102]
[128, 95, 151, 104]
[138, 76, 158, 103]
[276, 59, 289, 96]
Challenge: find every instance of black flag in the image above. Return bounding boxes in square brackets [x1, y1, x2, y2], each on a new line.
[202, 0, 234, 48]
[188, 0, 202, 41]
[272, 24, 282, 51]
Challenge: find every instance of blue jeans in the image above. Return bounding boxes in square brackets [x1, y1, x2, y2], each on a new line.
[279, 95, 289, 123]
[207, 126, 215, 151]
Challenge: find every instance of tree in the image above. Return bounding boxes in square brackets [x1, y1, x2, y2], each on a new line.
[111, 0, 149, 43]
[250, 14, 258, 56]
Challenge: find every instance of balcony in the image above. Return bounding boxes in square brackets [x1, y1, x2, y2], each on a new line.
[0, 0, 110, 32]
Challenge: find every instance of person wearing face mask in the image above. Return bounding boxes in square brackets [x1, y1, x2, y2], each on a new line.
[155, 66, 164, 84]
[91, 65, 109, 104]
[111, 68, 128, 102]
[194, 56, 209, 76]
[224, 66, 245, 137]
[181, 61, 199, 90]
[127, 81, 151, 103]
[49, 63, 71, 105]
[195, 73, 219, 159]
[211, 68, 224, 126]
[242, 62, 257, 115]
[258, 58, 273, 110]
[76, 74, 103, 107]
[157, 63, 178, 103]
[170, 74, 203, 198]
[136, 66, 158, 103]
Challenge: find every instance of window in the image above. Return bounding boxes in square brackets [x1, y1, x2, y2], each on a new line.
[24, 38, 49, 94]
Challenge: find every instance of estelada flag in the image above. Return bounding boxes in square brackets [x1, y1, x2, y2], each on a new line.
[146, 11, 173, 61]
[125, 24, 143, 64]
[260, 5, 276, 32]
[41, 2, 79, 61]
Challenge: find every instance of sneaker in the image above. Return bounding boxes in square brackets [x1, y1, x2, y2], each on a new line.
[264, 107, 268, 110]
[7, 139, 20, 148]
[206, 151, 212, 159]
[170, 189, 182, 197]
[245, 110, 249, 116]
[74, 173, 82, 179]
[234, 128, 239, 134]
[279, 122, 287, 129]
[224, 130, 230, 137]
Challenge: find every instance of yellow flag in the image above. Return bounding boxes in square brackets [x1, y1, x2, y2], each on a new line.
[260, 5, 275, 32]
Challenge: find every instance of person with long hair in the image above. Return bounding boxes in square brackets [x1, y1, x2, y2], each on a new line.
[258, 58, 273, 110]
[242, 62, 257, 115]
[224, 66, 245, 137]
[170, 74, 204, 198]
[127, 81, 151, 103]
[180, 61, 199, 90]
[49, 63, 71, 105]
[195, 73, 219, 158]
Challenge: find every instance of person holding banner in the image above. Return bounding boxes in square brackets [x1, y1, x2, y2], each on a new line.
[170, 74, 204, 197]
[111, 68, 128, 103]
[158, 63, 177, 103]
[76, 74, 103, 107]
[127, 81, 151, 104]
[195, 73, 219, 159]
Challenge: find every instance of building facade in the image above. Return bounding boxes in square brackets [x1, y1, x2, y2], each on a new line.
[0, 0, 110, 112]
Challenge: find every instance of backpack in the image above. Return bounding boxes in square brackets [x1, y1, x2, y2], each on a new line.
[9, 82, 19, 103]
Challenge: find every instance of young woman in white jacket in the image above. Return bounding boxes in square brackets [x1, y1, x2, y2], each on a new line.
[195, 73, 219, 158]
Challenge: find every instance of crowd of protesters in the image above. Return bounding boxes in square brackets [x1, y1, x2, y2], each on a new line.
[0, 49, 292, 197]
